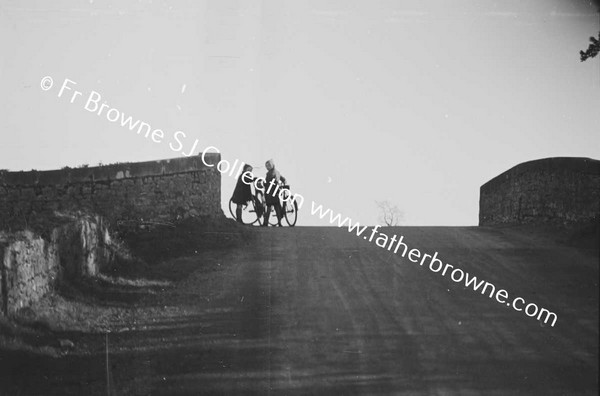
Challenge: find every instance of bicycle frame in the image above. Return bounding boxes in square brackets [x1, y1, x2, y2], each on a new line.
[229, 180, 298, 226]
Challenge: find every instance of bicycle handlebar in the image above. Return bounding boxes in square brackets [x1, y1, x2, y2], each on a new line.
[254, 179, 290, 190]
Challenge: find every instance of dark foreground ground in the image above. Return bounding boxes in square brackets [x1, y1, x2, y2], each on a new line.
[0, 225, 598, 395]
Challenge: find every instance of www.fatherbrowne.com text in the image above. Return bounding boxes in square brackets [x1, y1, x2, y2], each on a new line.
[310, 202, 558, 328]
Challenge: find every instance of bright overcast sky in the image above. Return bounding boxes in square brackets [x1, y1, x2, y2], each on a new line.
[1, 0, 599, 226]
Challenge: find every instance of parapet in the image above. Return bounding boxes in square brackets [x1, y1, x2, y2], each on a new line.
[0, 154, 223, 229]
[479, 157, 600, 226]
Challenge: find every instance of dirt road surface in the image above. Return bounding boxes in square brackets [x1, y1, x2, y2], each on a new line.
[1, 226, 598, 395]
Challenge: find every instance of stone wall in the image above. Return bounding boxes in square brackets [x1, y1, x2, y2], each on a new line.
[0, 215, 113, 316]
[53, 215, 114, 280]
[0, 231, 57, 316]
[479, 157, 600, 226]
[0, 154, 223, 317]
[0, 154, 223, 229]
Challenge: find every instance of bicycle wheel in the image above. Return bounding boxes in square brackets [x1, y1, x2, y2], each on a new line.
[228, 198, 237, 219]
[279, 189, 298, 226]
[251, 191, 266, 226]
[284, 200, 298, 226]
[229, 198, 261, 225]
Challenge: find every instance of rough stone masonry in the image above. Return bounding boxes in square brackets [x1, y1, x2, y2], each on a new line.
[0, 215, 113, 316]
[0, 154, 223, 229]
[479, 157, 600, 226]
[0, 154, 224, 316]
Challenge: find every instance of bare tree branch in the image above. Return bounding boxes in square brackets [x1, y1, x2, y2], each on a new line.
[375, 200, 403, 226]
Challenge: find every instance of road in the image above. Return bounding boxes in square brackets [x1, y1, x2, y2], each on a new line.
[1, 226, 598, 395]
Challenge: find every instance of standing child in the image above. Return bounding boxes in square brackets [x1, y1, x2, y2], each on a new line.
[231, 163, 255, 223]
[263, 159, 286, 227]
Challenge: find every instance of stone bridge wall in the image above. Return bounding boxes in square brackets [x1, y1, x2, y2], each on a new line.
[0, 154, 223, 316]
[0, 154, 223, 229]
[479, 157, 600, 226]
[0, 215, 113, 316]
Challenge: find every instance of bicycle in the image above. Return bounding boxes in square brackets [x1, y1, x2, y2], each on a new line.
[229, 181, 298, 226]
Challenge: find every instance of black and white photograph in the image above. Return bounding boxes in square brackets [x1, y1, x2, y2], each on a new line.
[0, 0, 599, 394]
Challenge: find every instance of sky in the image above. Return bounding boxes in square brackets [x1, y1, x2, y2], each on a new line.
[1, 0, 599, 226]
